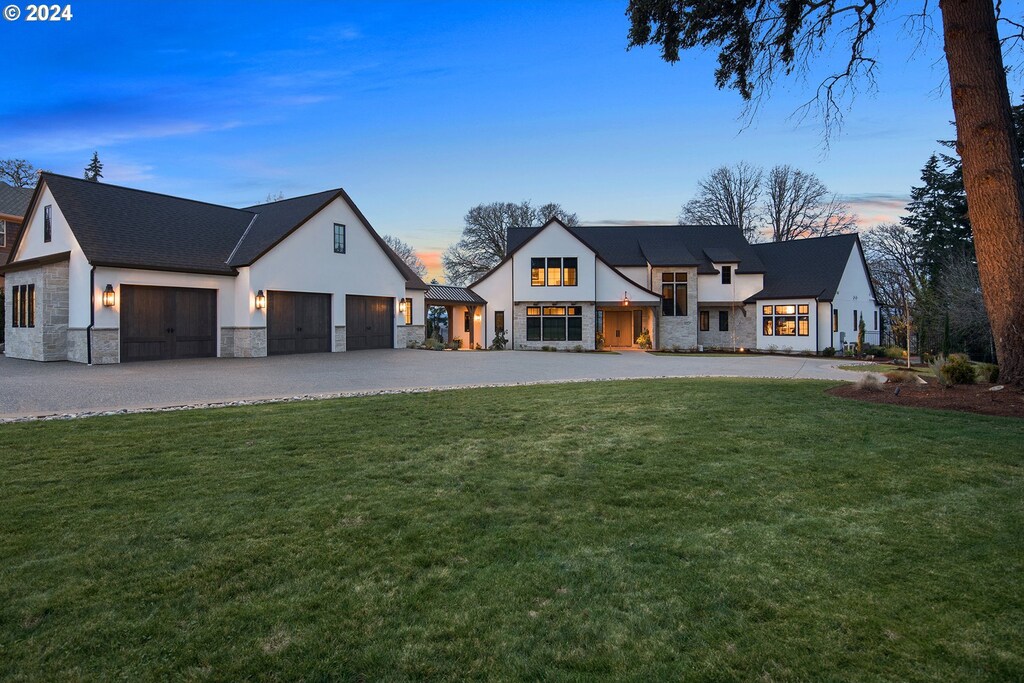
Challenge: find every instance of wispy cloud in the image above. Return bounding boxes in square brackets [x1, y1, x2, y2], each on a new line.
[842, 193, 910, 227]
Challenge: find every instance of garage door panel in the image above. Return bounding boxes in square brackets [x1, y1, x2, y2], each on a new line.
[346, 295, 393, 350]
[268, 291, 331, 355]
[120, 285, 217, 362]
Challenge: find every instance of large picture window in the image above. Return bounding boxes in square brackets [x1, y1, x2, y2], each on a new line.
[530, 257, 580, 287]
[661, 272, 687, 316]
[11, 284, 35, 328]
[762, 304, 808, 337]
[526, 306, 583, 342]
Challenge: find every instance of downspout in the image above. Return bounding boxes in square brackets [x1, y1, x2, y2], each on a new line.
[87, 266, 95, 365]
[814, 299, 819, 355]
[828, 302, 834, 353]
[510, 254, 514, 349]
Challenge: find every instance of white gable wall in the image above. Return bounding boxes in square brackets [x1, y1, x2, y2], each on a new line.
[472, 259, 513, 342]
[512, 223, 597, 301]
[595, 261, 659, 304]
[698, 268, 764, 303]
[829, 244, 879, 348]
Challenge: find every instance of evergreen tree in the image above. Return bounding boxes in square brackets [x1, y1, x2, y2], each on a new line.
[900, 154, 970, 283]
[83, 152, 103, 182]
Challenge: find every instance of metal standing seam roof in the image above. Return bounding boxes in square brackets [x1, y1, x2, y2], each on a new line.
[425, 284, 486, 305]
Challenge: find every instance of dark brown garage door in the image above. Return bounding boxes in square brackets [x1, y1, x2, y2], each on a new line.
[267, 291, 332, 355]
[120, 285, 217, 362]
[346, 296, 393, 350]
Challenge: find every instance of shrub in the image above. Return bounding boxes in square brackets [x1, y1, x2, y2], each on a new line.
[444, 339, 463, 351]
[885, 346, 908, 360]
[541, 345, 557, 352]
[977, 363, 999, 384]
[423, 337, 443, 351]
[406, 340, 419, 349]
[884, 371, 916, 384]
[941, 353, 975, 385]
[490, 329, 508, 350]
[928, 356, 953, 387]
[921, 352, 934, 365]
[855, 373, 882, 392]
[636, 329, 653, 350]
[821, 346, 836, 357]
[571, 344, 584, 353]
[767, 344, 779, 354]
[672, 344, 681, 353]
[595, 333, 605, 351]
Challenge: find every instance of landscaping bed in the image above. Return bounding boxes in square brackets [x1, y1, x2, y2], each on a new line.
[830, 381, 1024, 418]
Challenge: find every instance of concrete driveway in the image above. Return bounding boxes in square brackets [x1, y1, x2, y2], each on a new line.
[0, 350, 862, 419]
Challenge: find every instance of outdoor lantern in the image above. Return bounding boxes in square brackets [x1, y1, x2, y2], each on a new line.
[398, 299, 407, 314]
[622, 292, 630, 307]
[102, 284, 115, 307]
[255, 290, 266, 310]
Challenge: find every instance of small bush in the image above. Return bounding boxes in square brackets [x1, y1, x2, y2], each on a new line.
[490, 329, 508, 350]
[423, 337, 443, 351]
[541, 345, 557, 352]
[821, 346, 836, 357]
[885, 346, 908, 360]
[444, 339, 463, 351]
[855, 373, 882, 392]
[941, 353, 975, 385]
[572, 344, 585, 353]
[595, 333, 605, 351]
[636, 329, 653, 350]
[406, 340, 419, 349]
[884, 371, 916, 384]
[928, 356, 952, 387]
[921, 352, 934, 365]
[977, 363, 999, 384]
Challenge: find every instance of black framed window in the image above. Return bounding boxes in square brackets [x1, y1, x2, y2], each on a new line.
[719, 310, 729, 331]
[44, 205, 52, 243]
[874, 311, 878, 330]
[661, 272, 687, 316]
[403, 298, 412, 325]
[0, 219, 6, 248]
[526, 305, 582, 342]
[333, 223, 346, 253]
[495, 310, 505, 333]
[833, 310, 839, 332]
[546, 258, 562, 286]
[762, 304, 808, 337]
[12, 284, 35, 328]
[721, 265, 732, 284]
[563, 258, 578, 286]
[464, 310, 471, 332]
[699, 310, 709, 331]
[595, 309, 604, 334]
[531, 258, 545, 286]
[853, 309, 858, 330]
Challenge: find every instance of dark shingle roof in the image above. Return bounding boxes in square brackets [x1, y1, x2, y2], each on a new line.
[426, 284, 486, 305]
[21, 174, 428, 288]
[506, 224, 765, 275]
[0, 181, 34, 218]
[44, 174, 254, 275]
[750, 234, 860, 302]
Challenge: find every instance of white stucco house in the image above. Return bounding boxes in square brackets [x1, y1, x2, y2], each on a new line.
[2, 173, 428, 363]
[444, 218, 879, 354]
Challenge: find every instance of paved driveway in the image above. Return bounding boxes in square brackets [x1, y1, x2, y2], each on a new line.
[0, 350, 861, 419]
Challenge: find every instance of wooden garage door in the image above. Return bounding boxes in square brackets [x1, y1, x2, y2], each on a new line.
[346, 296, 393, 350]
[120, 285, 217, 362]
[267, 291, 332, 355]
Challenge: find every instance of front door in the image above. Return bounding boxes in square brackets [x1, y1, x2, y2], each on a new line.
[605, 311, 633, 348]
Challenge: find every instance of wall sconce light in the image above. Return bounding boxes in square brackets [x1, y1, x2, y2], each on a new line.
[102, 284, 116, 307]
[622, 292, 630, 306]
[398, 298, 407, 314]
[474, 313, 482, 321]
[255, 290, 266, 310]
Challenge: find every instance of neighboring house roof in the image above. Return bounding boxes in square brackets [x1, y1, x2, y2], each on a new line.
[505, 224, 765, 275]
[425, 284, 486, 305]
[10, 173, 428, 288]
[750, 233, 864, 302]
[0, 180, 34, 218]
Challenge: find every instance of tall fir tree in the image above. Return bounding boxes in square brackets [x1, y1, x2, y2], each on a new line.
[84, 151, 103, 182]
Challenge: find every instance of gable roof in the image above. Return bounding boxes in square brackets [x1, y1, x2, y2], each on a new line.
[12, 173, 427, 288]
[0, 181, 35, 218]
[505, 224, 765, 275]
[749, 233, 863, 302]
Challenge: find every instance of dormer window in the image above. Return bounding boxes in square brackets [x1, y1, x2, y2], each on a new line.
[721, 265, 732, 284]
[44, 205, 52, 243]
[333, 223, 346, 253]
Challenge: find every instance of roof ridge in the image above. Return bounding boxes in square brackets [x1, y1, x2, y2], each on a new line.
[753, 233, 858, 247]
[243, 187, 343, 209]
[40, 172, 255, 215]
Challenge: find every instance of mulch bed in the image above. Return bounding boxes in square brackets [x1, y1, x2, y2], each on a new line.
[829, 381, 1024, 419]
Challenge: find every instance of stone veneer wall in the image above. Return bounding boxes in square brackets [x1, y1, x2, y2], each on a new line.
[67, 328, 89, 363]
[697, 305, 757, 350]
[397, 325, 425, 348]
[513, 303, 596, 350]
[334, 326, 346, 352]
[4, 261, 69, 361]
[220, 327, 267, 358]
[652, 266, 698, 350]
[91, 328, 120, 364]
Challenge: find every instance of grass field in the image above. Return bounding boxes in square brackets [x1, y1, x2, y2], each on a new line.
[1, 379, 1021, 680]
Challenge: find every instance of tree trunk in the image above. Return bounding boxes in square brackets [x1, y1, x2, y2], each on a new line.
[940, 0, 1024, 385]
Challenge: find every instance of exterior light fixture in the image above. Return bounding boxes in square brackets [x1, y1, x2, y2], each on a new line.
[474, 313, 482, 321]
[102, 284, 115, 307]
[255, 290, 266, 310]
[622, 292, 630, 306]
[398, 298, 407, 313]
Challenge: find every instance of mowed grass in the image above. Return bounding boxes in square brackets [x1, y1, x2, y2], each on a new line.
[1, 379, 1021, 681]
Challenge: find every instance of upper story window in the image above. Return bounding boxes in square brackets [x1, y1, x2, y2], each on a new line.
[529, 257, 578, 286]
[853, 309, 858, 330]
[44, 205, 52, 243]
[11, 284, 35, 328]
[333, 223, 346, 253]
[0, 219, 6, 248]
[721, 265, 732, 284]
[874, 310, 878, 331]
[661, 272, 687, 316]
[833, 309, 839, 332]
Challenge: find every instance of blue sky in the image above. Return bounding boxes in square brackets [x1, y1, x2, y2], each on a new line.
[3, 0, 1020, 280]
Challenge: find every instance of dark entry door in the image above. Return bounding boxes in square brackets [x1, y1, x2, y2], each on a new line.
[605, 311, 634, 348]
[267, 291, 332, 355]
[346, 296, 393, 350]
[120, 285, 217, 362]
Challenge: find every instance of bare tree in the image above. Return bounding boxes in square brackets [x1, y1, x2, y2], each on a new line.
[862, 223, 927, 367]
[442, 201, 578, 285]
[0, 159, 37, 188]
[382, 234, 428, 279]
[764, 165, 857, 241]
[939, 251, 993, 357]
[680, 162, 763, 241]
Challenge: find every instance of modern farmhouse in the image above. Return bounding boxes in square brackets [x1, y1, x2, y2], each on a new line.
[1, 173, 428, 363]
[451, 218, 879, 353]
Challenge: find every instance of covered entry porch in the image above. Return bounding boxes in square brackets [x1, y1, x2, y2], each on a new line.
[597, 304, 657, 349]
[425, 284, 486, 348]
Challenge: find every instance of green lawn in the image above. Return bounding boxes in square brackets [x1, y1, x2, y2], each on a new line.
[1, 379, 1021, 681]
